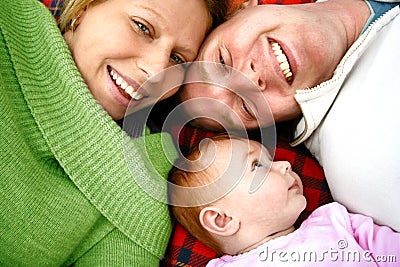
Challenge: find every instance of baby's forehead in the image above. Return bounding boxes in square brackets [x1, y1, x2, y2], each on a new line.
[202, 138, 260, 166]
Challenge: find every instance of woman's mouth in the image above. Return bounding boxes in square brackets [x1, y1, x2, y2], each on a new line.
[108, 67, 144, 101]
[270, 41, 293, 83]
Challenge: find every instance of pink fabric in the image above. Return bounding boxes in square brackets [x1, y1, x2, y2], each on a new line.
[207, 203, 400, 266]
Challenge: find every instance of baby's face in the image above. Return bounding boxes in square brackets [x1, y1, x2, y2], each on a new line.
[209, 138, 306, 234]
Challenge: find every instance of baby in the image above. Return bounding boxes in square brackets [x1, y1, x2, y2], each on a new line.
[169, 136, 400, 266]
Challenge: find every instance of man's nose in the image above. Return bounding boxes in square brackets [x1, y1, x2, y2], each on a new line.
[247, 60, 266, 92]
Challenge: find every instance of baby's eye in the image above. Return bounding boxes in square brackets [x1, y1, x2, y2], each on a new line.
[252, 161, 262, 171]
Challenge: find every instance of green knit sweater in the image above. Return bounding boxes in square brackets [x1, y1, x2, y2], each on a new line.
[0, 0, 177, 266]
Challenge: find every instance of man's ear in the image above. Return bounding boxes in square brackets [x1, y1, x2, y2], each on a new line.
[199, 206, 240, 237]
[242, 0, 259, 8]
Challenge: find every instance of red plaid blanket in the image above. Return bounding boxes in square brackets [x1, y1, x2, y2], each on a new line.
[40, 1, 327, 266]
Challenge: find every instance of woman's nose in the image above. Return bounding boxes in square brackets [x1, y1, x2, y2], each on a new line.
[138, 49, 171, 82]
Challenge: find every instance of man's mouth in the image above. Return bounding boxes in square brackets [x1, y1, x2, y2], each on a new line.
[270, 41, 293, 83]
[108, 67, 144, 100]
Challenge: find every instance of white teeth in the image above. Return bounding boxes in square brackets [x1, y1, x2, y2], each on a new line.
[276, 53, 287, 64]
[121, 81, 128, 90]
[280, 61, 290, 70]
[270, 41, 293, 82]
[126, 86, 134, 95]
[130, 91, 144, 100]
[108, 68, 144, 100]
[116, 77, 123, 86]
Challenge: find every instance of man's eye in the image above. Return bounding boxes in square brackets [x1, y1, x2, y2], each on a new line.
[219, 55, 226, 66]
[243, 101, 249, 113]
[170, 54, 184, 64]
[242, 100, 253, 119]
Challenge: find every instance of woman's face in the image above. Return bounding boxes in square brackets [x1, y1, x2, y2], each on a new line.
[181, 3, 347, 130]
[64, 0, 211, 120]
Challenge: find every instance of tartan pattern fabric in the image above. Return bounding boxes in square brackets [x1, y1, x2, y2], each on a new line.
[162, 223, 218, 267]
[260, 0, 315, 4]
[39, 0, 313, 22]
[39, 0, 64, 21]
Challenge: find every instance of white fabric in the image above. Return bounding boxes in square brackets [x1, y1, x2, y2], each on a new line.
[292, 6, 400, 231]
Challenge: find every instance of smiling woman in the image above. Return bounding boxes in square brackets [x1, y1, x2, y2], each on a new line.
[61, 0, 216, 120]
[0, 0, 229, 265]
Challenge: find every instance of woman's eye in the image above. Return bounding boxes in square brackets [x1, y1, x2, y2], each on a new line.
[170, 54, 184, 65]
[133, 20, 150, 35]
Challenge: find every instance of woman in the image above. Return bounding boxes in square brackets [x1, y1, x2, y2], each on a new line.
[179, 0, 400, 232]
[0, 0, 228, 265]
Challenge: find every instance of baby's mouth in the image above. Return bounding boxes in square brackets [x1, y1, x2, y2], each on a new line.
[289, 180, 299, 191]
[270, 41, 293, 83]
[108, 67, 144, 100]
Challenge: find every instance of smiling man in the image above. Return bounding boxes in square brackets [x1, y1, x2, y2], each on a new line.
[179, 0, 400, 233]
[180, 0, 371, 129]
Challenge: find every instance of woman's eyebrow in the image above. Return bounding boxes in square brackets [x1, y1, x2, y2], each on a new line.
[134, 5, 196, 60]
[135, 5, 166, 24]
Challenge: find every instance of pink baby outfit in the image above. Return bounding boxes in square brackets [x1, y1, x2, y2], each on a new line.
[207, 202, 400, 266]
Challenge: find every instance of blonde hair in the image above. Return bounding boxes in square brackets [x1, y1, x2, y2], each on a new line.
[59, 0, 96, 33]
[169, 135, 236, 254]
[59, 0, 231, 34]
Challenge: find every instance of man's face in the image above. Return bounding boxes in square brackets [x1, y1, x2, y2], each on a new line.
[180, 3, 346, 130]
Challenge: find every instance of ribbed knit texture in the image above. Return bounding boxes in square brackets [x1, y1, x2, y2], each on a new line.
[0, 0, 176, 265]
